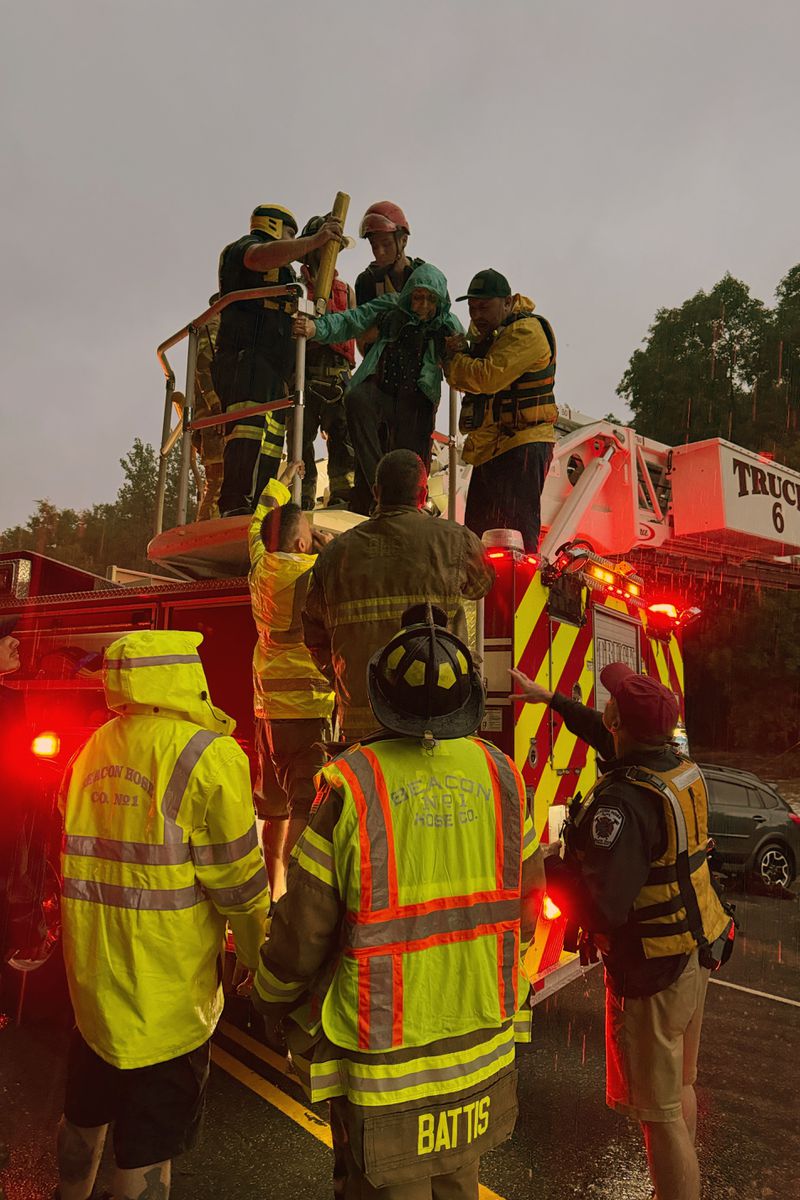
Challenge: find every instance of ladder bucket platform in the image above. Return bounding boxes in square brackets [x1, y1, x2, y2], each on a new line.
[147, 508, 363, 580]
[670, 439, 800, 557]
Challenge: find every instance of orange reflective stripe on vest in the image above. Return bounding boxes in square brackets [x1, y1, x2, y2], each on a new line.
[337, 741, 523, 1052]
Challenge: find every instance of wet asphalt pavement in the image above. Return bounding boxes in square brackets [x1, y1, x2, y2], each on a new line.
[1, 884, 798, 1200]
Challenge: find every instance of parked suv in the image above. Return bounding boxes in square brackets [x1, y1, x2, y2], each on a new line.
[700, 764, 800, 888]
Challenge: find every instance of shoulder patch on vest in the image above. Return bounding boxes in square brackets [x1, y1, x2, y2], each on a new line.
[591, 805, 625, 849]
[671, 764, 701, 790]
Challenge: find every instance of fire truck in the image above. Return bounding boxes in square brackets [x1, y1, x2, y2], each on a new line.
[5, 350, 800, 1004]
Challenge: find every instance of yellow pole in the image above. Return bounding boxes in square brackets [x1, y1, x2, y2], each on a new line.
[313, 192, 350, 316]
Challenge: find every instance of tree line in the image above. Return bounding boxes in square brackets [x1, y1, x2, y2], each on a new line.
[616, 264, 800, 759]
[0, 441, 192, 578]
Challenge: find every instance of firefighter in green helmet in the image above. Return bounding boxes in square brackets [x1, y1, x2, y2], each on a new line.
[254, 604, 545, 1199]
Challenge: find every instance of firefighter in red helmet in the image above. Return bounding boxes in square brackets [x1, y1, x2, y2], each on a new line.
[354, 201, 425, 352]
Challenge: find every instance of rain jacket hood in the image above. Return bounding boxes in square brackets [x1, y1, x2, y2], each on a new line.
[103, 630, 235, 736]
[394, 263, 453, 329]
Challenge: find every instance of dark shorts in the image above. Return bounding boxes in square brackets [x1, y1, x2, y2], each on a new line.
[253, 716, 330, 820]
[63, 1029, 210, 1169]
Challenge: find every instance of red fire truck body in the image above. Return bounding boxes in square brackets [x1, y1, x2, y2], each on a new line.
[4, 412, 800, 994]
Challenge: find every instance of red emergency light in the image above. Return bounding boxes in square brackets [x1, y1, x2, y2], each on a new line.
[486, 550, 541, 568]
[584, 561, 645, 605]
[542, 895, 562, 922]
[649, 602, 679, 620]
[31, 732, 61, 759]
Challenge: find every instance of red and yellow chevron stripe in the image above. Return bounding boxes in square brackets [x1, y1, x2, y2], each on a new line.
[502, 566, 685, 995]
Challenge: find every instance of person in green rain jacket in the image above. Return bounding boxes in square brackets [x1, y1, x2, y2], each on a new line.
[293, 263, 463, 514]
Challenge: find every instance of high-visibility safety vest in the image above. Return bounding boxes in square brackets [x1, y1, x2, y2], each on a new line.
[59, 630, 269, 1069]
[574, 759, 729, 958]
[300, 736, 539, 1108]
[459, 312, 558, 438]
[248, 479, 335, 720]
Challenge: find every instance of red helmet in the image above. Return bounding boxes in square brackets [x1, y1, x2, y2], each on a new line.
[359, 201, 410, 238]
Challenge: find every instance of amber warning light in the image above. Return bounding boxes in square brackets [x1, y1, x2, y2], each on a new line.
[31, 732, 61, 759]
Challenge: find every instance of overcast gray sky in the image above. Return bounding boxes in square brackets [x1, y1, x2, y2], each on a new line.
[1, 1, 798, 530]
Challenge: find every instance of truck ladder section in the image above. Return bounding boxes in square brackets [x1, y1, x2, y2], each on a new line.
[539, 419, 800, 564]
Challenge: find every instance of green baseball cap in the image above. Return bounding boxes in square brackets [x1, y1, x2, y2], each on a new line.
[456, 269, 512, 302]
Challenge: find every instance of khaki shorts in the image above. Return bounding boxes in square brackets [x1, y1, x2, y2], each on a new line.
[253, 716, 330, 820]
[605, 951, 710, 1123]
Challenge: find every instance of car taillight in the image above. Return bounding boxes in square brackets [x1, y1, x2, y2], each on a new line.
[542, 895, 562, 921]
[789, 813, 800, 827]
[31, 732, 61, 759]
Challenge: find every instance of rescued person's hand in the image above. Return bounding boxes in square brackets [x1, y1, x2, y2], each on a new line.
[292, 314, 317, 340]
[444, 334, 468, 356]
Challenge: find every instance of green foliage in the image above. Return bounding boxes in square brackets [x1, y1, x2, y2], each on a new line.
[0, 440, 195, 577]
[685, 590, 800, 756]
[618, 267, 800, 468]
[619, 264, 800, 756]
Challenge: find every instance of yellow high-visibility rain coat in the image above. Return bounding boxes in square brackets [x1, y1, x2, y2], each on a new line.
[59, 629, 269, 1068]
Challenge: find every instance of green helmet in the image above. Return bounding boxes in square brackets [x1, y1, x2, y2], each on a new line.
[367, 605, 485, 740]
[300, 215, 325, 239]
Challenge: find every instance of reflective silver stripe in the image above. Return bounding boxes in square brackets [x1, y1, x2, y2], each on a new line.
[349, 897, 520, 950]
[665, 786, 689, 855]
[328, 594, 460, 626]
[500, 928, 516, 1018]
[63, 835, 191, 866]
[297, 836, 334, 875]
[62, 877, 206, 910]
[191, 825, 259, 867]
[162, 730, 222, 843]
[523, 822, 537, 851]
[367, 954, 395, 1051]
[104, 654, 202, 669]
[349, 1033, 513, 1093]
[265, 568, 312, 645]
[344, 749, 391, 912]
[480, 741, 522, 889]
[260, 678, 321, 692]
[204, 866, 268, 907]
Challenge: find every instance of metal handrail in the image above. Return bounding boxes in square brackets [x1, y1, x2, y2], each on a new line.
[154, 290, 463, 533]
[153, 285, 307, 534]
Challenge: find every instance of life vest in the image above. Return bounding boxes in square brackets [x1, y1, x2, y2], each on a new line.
[302, 268, 355, 369]
[362, 257, 425, 298]
[459, 312, 558, 436]
[309, 736, 534, 1107]
[573, 759, 729, 959]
